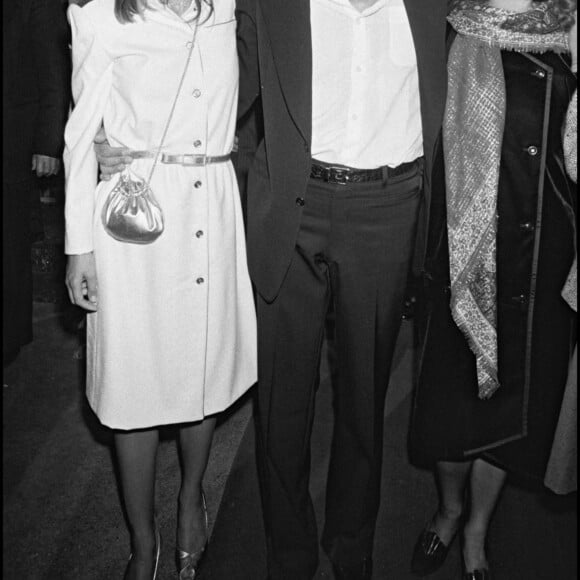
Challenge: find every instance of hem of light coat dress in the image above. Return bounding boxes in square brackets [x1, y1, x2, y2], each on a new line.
[86, 379, 256, 431]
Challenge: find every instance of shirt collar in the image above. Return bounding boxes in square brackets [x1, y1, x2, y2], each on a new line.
[313, 0, 390, 18]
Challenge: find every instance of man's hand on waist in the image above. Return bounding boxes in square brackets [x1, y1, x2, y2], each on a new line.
[94, 126, 133, 181]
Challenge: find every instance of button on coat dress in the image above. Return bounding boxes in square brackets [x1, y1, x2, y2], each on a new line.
[64, 0, 257, 430]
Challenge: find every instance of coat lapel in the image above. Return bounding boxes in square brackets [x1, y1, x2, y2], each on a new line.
[259, 0, 312, 144]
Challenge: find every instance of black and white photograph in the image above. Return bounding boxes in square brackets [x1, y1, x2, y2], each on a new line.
[3, 0, 577, 578]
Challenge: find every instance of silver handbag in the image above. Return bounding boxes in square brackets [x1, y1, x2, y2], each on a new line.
[101, 168, 164, 244]
[101, 20, 200, 245]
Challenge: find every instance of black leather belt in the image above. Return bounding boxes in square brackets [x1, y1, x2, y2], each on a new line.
[310, 158, 422, 185]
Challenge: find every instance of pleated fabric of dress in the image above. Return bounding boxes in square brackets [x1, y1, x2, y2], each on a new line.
[64, 0, 257, 430]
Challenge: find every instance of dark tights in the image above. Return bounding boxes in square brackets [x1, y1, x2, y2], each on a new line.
[115, 418, 216, 580]
[430, 458, 507, 572]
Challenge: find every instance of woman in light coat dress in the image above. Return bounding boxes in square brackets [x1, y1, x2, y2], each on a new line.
[64, 0, 257, 577]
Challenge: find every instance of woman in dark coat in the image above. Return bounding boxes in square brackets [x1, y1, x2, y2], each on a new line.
[409, 0, 577, 578]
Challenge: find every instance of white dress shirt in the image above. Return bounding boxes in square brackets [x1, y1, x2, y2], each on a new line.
[310, 0, 423, 169]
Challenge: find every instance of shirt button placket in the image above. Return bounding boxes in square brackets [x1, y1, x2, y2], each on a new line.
[348, 15, 365, 155]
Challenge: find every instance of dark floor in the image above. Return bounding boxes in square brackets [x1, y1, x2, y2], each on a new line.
[199, 328, 577, 580]
[3, 196, 577, 579]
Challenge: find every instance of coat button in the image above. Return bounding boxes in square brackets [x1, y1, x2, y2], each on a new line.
[194, 140, 202, 148]
[520, 222, 534, 231]
[195, 230, 204, 238]
[511, 294, 527, 305]
[196, 277, 205, 285]
[527, 146, 539, 156]
[192, 89, 201, 98]
[532, 69, 546, 79]
[194, 181, 202, 189]
[295, 197, 305, 207]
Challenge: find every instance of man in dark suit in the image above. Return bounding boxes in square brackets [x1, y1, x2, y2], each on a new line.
[96, 1, 448, 577]
[3, 0, 70, 365]
[235, 1, 447, 579]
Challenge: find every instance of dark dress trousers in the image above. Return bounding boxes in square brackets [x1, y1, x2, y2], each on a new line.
[3, 0, 70, 360]
[409, 51, 577, 481]
[236, 1, 448, 578]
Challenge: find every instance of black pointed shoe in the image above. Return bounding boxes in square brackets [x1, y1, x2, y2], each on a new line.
[411, 528, 451, 576]
[332, 557, 373, 580]
[464, 569, 491, 580]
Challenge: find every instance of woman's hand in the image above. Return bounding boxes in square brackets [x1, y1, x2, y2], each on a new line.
[66, 252, 98, 312]
[94, 125, 133, 181]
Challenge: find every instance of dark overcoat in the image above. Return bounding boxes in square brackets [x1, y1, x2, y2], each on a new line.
[409, 50, 577, 480]
[3, 0, 70, 359]
[3, 0, 70, 184]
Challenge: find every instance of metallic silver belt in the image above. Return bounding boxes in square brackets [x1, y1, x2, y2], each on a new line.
[129, 151, 231, 166]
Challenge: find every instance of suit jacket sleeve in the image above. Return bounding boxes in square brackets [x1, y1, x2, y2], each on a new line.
[236, 0, 261, 121]
[64, 5, 113, 255]
[30, 0, 71, 158]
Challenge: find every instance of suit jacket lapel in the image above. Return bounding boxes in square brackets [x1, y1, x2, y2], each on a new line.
[259, 0, 312, 144]
[402, 0, 448, 165]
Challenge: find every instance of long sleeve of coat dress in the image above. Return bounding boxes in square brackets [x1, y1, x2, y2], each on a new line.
[64, 5, 114, 255]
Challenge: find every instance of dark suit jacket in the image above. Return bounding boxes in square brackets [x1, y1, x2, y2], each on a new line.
[233, 99, 264, 222]
[236, 0, 448, 302]
[3, 0, 71, 183]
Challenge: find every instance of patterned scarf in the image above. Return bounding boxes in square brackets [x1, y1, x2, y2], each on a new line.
[562, 90, 577, 313]
[444, 1, 568, 399]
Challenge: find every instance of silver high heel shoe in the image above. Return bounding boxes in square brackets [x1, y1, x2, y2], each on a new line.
[124, 526, 161, 580]
[176, 492, 209, 579]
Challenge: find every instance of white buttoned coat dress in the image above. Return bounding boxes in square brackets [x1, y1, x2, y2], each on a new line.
[64, 0, 257, 430]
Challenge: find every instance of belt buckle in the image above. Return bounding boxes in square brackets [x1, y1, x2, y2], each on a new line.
[182, 155, 207, 167]
[328, 166, 349, 186]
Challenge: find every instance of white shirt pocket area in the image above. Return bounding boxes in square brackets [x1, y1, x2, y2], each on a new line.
[387, 6, 418, 68]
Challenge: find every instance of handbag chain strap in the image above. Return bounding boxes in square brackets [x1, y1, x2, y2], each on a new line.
[146, 19, 201, 186]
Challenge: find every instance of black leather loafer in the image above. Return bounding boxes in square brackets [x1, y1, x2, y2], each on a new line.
[411, 528, 451, 576]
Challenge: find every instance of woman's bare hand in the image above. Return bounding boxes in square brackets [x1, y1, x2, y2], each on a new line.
[66, 252, 99, 312]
